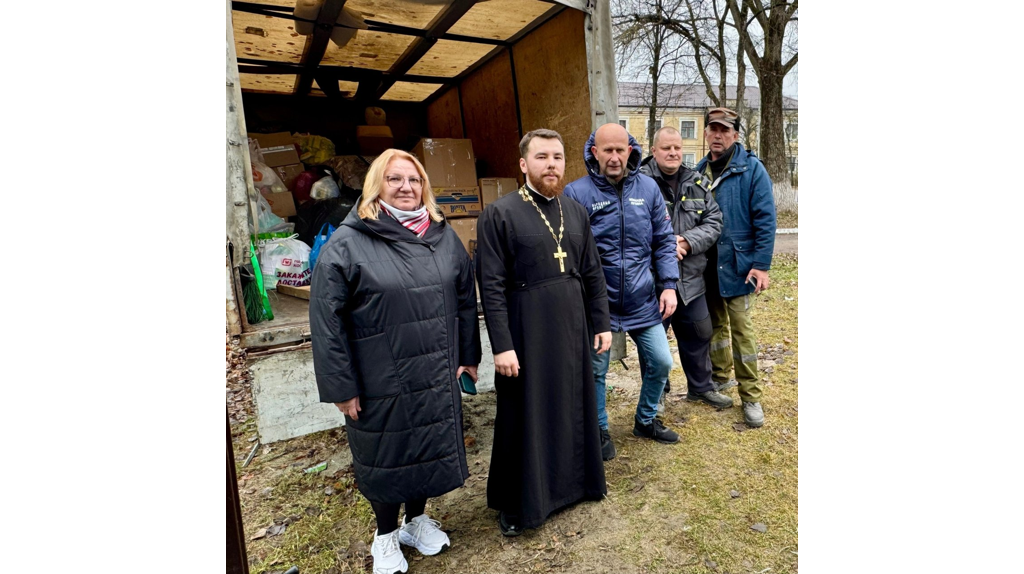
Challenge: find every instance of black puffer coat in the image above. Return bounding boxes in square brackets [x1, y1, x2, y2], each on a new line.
[639, 157, 723, 305]
[309, 207, 481, 503]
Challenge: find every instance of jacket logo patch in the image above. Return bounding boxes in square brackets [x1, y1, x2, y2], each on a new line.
[629, 198, 645, 206]
[591, 200, 611, 212]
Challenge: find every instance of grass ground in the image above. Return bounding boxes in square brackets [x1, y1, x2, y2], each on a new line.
[229, 254, 799, 574]
[776, 211, 798, 229]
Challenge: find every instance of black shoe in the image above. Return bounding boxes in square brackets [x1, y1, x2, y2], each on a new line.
[600, 428, 616, 461]
[686, 390, 734, 409]
[498, 512, 523, 537]
[632, 416, 679, 444]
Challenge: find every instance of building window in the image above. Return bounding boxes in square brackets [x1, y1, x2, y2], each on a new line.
[619, 119, 628, 131]
[683, 154, 696, 168]
[786, 122, 798, 140]
[788, 156, 798, 173]
[648, 118, 662, 136]
[679, 120, 695, 139]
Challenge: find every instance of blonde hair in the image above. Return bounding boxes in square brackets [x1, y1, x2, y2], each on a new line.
[357, 149, 443, 222]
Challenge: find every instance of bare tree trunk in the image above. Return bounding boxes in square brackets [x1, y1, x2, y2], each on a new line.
[648, 30, 661, 152]
[729, 0, 798, 213]
[759, 83, 795, 211]
[713, 0, 727, 103]
[733, 0, 747, 119]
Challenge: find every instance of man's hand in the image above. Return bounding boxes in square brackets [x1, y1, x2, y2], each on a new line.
[335, 397, 361, 420]
[659, 288, 677, 320]
[494, 350, 520, 378]
[456, 365, 479, 382]
[746, 268, 770, 294]
[593, 331, 612, 355]
[676, 235, 690, 260]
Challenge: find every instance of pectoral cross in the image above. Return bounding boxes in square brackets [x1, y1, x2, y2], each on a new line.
[553, 245, 567, 273]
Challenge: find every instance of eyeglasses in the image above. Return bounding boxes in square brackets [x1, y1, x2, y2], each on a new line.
[385, 175, 424, 189]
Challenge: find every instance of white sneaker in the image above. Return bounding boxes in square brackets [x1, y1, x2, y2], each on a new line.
[370, 529, 408, 574]
[398, 514, 451, 556]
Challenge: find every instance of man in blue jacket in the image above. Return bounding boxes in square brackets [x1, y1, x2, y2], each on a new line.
[695, 107, 776, 428]
[565, 123, 680, 460]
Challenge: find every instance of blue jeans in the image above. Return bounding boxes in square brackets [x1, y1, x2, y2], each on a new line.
[592, 323, 674, 427]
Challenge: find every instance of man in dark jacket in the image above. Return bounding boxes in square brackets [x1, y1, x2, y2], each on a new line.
[565, 123, 680, 459]
[639, 126, 733, 412]
[695, 107, 776, 428]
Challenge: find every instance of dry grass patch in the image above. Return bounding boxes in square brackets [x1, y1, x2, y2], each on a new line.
[230, 255, 799, 573]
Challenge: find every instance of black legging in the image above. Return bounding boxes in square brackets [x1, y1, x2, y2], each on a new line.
[370, 498, 427, 535]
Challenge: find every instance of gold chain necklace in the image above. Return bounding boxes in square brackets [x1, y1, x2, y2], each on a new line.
[519, 185, 567, 273]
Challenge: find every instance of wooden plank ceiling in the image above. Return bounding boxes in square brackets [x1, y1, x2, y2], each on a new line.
[231, 0, 563, 102]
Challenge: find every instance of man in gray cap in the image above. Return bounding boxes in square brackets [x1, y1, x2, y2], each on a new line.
[695, 107, 776, 428]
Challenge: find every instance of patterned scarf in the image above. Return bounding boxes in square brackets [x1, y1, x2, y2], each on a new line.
[378, 199, 430, 237]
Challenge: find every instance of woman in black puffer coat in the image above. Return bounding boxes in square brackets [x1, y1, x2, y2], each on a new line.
[310, 149, 480, 574]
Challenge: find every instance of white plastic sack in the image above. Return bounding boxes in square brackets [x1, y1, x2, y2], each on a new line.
[259, 236, 311, 289]
[310, 175, 340, 200]
[256, 192, 287, 233]
[252, 161, 287, 193]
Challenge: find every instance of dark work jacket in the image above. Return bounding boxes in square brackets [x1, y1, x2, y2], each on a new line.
[695, 143, 776, 298]
[309, 207, 481, 503]
[564, 131, 678, 332]
[639, 156, 723, 305]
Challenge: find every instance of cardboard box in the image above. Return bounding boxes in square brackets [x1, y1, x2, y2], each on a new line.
[479, 177, 520, 207]
[252, 132, 301, 167]
[274, 163, 305, 191]
[412, 138, 477, 188]
[448, 217, 478, 260]
[434, 187, 481, 218]
[260, 191, 297, 217]
[357, 125, 394, 156]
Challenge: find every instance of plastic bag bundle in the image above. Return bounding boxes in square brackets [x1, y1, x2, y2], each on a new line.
[310, 175, 341, 200]
[324, 155, 375, 190]
[364, 107, 386, 126]
[295, 134, 336, 165]
[259, 235, 312, 289]
[309, 222, 336, 273]
[255, 192, 287, 233]
[252, 161, 287, 193]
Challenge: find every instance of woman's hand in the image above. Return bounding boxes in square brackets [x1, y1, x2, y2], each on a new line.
[335, 396, 361, 420]
[456, 365, 478, 382]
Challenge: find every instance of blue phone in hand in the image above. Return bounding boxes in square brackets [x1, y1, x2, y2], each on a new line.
[459, 372, 477, 395]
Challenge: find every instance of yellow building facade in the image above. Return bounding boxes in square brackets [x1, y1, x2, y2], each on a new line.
[617, 83, 797, 180]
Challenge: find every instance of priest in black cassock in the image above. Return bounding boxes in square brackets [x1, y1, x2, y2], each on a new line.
[475, 128, 613, 536]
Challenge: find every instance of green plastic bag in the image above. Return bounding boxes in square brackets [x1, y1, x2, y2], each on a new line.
[250, 240, 274, 322]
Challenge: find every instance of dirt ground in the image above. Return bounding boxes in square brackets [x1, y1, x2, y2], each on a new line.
[229, 255, 799, 574]
[774, 233, 797, 255]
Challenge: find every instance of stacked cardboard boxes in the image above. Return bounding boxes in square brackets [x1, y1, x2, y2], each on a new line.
[479, 177, 520, 206]
[413, 138, 481, 218]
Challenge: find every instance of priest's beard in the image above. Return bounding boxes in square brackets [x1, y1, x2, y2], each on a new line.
[528, 172, 565, 198]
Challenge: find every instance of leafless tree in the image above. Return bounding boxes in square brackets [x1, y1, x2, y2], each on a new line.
[614, 0, 797, 211]
[613, 0, 696, 151]
[728, 0, 798, 212]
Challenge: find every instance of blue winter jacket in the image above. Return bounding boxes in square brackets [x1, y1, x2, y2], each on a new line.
[695, 143, 776, 298]
[565, 131, 678, 332]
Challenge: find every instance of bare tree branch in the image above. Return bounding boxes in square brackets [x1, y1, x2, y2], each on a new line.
[782, 52, 797, 74]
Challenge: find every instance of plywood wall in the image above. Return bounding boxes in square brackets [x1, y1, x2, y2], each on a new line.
[512, 8, 591, 184]
[459, 49, 523, 182]
[447, 0, 554, 41]
[426, 87, 464, 139]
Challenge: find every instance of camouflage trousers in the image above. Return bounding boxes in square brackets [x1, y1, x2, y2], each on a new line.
[706, 290, 762, 403]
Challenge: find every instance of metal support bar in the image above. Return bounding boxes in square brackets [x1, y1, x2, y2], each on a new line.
[373, 0, 478, 101]
[295, 0, 348, 96]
